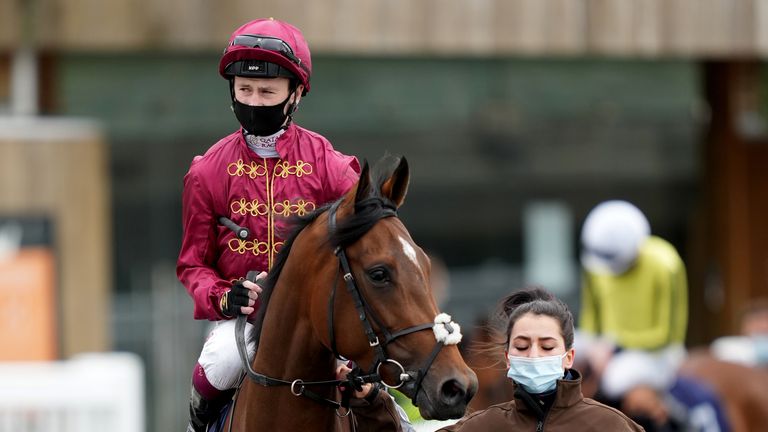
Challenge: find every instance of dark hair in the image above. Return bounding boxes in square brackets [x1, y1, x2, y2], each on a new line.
[496, 286, 574, 350]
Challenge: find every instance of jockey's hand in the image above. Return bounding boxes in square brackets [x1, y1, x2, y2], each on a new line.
[588, 338, 616, 376]
[336, 363, 374, 400]
[621, 385, 669, 426]
[220, 271, 266, 317]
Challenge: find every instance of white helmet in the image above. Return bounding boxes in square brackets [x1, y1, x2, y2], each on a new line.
[580, 200, 650, 275]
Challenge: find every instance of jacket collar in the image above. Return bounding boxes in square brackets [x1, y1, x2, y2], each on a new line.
[514, 368, 584, 414]
[237, 123, 297, 160]
[274, 123, 296, 159]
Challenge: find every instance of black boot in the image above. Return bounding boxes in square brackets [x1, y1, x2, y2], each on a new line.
[187, 386, 224, 432]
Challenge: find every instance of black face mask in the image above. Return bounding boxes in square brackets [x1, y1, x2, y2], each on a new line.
[232, 92, 294, 136]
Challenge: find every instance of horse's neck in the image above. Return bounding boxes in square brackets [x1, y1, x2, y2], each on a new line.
[237, 276, 340, 430]
[258, 232, 335, 377]
[257, 294, 333, 377]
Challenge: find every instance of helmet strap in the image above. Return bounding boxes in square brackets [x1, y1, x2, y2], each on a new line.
[286, 80, 300, 118]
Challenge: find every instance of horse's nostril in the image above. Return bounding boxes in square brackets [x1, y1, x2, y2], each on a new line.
[440, 379, 467, 406]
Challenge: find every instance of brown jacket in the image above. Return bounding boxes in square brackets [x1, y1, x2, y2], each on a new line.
[438, 370, 644, 432]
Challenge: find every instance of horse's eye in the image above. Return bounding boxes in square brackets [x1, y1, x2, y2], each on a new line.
[367, 268, 390, 284]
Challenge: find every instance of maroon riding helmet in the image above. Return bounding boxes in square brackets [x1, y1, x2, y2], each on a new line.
[219, 18, 312, 95]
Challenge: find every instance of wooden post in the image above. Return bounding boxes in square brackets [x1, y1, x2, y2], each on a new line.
[0, 118, 112, 358]
[695, 61, 768, 342]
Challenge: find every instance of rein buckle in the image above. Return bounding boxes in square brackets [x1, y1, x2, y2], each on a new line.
[290, 379, 305, 396]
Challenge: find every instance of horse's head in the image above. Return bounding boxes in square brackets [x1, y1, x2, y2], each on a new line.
[318, 157, 478, 420]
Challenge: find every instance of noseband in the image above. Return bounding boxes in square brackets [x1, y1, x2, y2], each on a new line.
[233, 198, 462, 414]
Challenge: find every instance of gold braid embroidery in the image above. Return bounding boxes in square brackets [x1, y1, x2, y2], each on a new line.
[265, 159, 274, 269]
[272, 199, 316, 217]
[227, 238, 270, 256]
[230, 198, 269, 216]
[225, 158, 315, 268]
[273, 242, 284, 254]
[227, 159, 268, 178]
[274, 160, 313, 178]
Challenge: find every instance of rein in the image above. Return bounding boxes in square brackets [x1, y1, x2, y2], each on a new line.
[234, 313, 357, 412]
[232, 197, 462, 416]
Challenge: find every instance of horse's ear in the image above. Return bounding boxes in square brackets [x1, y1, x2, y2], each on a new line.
[381, 156, 409, 208]
[354, 160, 371, 204]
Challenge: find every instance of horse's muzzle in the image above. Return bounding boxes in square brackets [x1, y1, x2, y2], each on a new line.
[416, 371, 478, 420]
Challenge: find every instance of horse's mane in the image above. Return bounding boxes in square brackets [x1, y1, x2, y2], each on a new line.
[460, 316, 508, 368]
[250, 159, 400, 349]
[249, 203, 329, 349]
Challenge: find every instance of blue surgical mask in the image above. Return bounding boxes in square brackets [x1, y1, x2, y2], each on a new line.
[507, 352, 567, 394]
[753, 335, 768, 366]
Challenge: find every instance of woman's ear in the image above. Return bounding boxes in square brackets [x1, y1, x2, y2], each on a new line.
[563, 348, 576, 369]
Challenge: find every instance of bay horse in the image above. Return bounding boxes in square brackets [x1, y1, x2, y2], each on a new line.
[226, 157, 478, 431]
[676, 348, 768, 432]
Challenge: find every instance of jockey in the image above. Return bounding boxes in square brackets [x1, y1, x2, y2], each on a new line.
[577, 200, 688, 401]
[711, 298, 768, 367]
[177, 18, 360, 431]
[598, 351, 730, 432]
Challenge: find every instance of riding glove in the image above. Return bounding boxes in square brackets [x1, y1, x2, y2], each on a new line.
[220, 280, 251, 318]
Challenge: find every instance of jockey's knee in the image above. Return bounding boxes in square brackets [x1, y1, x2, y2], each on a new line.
[198, 320, 256, 390]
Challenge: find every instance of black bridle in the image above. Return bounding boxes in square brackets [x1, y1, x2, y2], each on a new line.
[325, 200, 455, 402]
[232, 198, 458, 416]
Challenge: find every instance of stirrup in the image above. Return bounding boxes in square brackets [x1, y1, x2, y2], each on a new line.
[186, 423, 204, 432]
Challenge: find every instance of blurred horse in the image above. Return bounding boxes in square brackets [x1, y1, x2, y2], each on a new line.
[226, 157, 478, 431]
[461, 320, 768, 432]
[677, 349, 768, 432]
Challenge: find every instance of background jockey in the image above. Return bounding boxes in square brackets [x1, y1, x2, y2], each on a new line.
[711, 298, 768, 368]
[176, 18, 361, 431]
[576, 200, 689, 410]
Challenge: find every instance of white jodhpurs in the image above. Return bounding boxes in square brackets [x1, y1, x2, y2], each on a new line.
[198, 319, 257, 391]
[601, 344, 687, 399]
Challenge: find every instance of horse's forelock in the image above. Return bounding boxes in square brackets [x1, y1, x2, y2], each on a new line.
[331, 161, 400, 248]
[331, 196, 396, 249]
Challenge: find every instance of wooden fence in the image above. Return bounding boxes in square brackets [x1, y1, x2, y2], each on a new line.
[3, 0, 768, 57]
